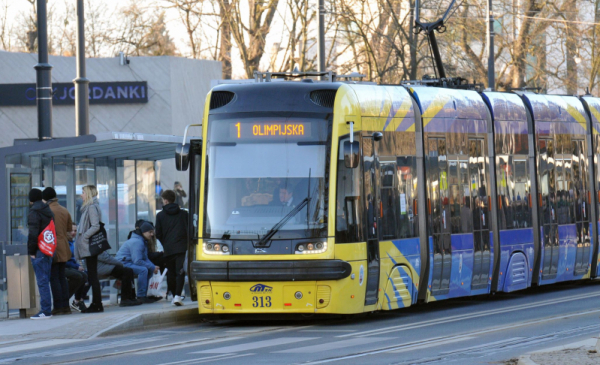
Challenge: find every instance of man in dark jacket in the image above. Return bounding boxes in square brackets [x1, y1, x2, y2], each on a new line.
[43, 187, 73, 315]
[27, 188, 54, 319]
[156, 190, 188, 306]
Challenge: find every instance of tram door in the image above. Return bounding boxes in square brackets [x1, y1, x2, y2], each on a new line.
[363, 136, 380, 305]
[572, 140, 591, 275]
[469, 139, 491, 289]
[427, 137, 451, 294]
[538, 139, 559, 278]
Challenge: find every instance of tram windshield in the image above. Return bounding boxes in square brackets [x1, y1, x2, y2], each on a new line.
[203, 114, 330, 240]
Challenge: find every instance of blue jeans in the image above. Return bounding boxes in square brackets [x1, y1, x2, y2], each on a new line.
[123, 263, 152, 297]
[31, 251, 52, 315]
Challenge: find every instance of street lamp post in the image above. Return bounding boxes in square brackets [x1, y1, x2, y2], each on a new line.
[74, 0, 89, 136]
[487, 0, 495, 90]
[317, 0, 325, 73]
[35, 0, 52, 141]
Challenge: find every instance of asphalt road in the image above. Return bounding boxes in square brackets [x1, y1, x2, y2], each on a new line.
[1, 280, 599, 365]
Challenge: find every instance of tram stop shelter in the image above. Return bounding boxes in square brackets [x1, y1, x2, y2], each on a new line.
[0, 131, 188, 317]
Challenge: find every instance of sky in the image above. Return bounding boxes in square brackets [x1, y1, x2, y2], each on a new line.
[4, 0, 302, 79]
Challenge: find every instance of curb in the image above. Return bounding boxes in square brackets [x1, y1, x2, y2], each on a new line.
[517, 355, 538, 365]
[93, 307, 200, 338]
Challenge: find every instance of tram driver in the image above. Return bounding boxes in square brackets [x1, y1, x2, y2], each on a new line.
[270, 183, 295, 207]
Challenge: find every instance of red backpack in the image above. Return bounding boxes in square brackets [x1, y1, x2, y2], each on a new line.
[38, 220, 57, 257]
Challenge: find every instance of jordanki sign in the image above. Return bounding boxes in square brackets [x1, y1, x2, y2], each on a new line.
[0, 81, 148, 106]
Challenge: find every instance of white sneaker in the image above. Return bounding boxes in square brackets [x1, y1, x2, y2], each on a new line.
[31, 312, 52, 320]
[171, 295, 184, 306]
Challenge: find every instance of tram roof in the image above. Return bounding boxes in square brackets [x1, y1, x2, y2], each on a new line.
[408, 86, 489, 120]
[518, 92, 588, 126]
[209, 82, 342, 114]
[481, 92, 528, 122]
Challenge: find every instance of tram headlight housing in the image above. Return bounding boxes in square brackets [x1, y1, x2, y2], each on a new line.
[295, 241, 327, 254]
[203, 242, 231, 255]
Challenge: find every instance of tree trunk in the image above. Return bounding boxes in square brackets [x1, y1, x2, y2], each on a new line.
[565, 2, 578, 94]
[219, 0, 232, 79]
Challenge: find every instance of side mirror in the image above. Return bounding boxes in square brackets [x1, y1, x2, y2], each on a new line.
[176, 143, 190, 171]
[344, 141, 360, 168]
[373, 132, 383, 141]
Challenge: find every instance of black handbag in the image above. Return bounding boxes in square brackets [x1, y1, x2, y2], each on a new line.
[89, 222, 111, 256]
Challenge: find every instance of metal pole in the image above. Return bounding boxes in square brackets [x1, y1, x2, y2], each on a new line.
[317, 0, 325, 73]
[35, 0, 52, 141]
[429, 30, 446, 79]
[74, 0, 89, 136]
[487, 0, 495, 90]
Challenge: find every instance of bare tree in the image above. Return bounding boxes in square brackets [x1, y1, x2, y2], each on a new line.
[113, 1, 178, 56]
[0, 0, 14, 51]
[219, 0, 232, 78]
[330, 0, 418, 83]
[219, 0, 281, 78]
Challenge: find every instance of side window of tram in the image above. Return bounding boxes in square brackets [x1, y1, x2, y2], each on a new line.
[335, 137, 364, 243]
[363, 138, 378, 240]
[377, 132, 419, 241]
[380, 163, 397, 240]
[496, 156, 531, 230]
[571, 140, 589, 224]
[397, 156, 417, 238]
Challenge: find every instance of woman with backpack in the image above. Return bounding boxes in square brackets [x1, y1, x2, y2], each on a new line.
[75, 185, 103, 313]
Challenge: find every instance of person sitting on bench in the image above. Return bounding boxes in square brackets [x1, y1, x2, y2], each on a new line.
[97, 251, 142, 307]
[116, 222, 161, 304]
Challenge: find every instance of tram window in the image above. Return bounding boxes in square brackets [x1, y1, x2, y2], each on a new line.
[496, 154, 530, 230]
[378, 130, 418, 240]
[397, 156, 417, 238]
[336, 137, 364, 243]
[555, 143, 567, 225]
[497, 156, 509, 230]
[380, 162, 397, 239]
[448, 160, 460, 233]
[571, 141, 581, 223]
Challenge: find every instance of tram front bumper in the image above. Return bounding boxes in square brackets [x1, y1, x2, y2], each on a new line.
[192, 260, 352, 313]
[190, 259, 352, 282]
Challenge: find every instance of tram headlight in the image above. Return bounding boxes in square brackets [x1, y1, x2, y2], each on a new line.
[203, 242, 231, 255]
[295, 242, 327, 254]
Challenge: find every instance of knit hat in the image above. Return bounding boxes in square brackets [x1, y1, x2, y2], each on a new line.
[29, 188, 43, 203]
[140, 222, 154, 233]
[42, 187, 57, 201]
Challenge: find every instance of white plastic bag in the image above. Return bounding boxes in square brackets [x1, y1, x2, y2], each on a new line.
[147, 268, 168, 298]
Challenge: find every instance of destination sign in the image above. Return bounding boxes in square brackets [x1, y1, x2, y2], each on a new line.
[231, 122, 312, 139]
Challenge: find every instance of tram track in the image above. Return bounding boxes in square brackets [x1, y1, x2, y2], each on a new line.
[301, 308, 600, 364]
[339, 290, 600, 338]
[2, 286, 598, 365]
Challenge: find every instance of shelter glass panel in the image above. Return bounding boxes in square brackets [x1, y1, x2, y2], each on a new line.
[75, 158, 95, 223]
[136, 161, 156, 225]
[52, 158, 75, 216]
[97, 158, 118, 253]
[117, 160, 136, 243]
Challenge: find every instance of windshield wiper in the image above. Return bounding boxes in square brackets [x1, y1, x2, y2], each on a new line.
[256, 197, 310, 246]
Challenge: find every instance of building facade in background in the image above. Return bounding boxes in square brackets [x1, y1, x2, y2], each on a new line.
[0, 51, 221, 251]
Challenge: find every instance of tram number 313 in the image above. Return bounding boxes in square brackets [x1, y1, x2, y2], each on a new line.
[252, 296, 272, 307]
